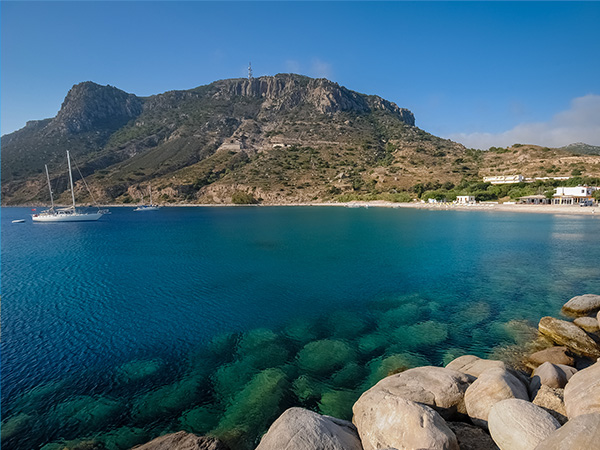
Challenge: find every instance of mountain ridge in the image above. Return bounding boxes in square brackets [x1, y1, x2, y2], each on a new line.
[2, 74, 599, 205]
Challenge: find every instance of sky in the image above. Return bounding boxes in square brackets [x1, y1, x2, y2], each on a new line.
[1, 1, 599, 149]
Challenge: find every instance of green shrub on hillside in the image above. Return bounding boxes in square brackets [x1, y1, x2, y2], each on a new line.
[231, 191, 257, 205]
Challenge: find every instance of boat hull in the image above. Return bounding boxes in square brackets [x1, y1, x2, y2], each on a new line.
[32, 213, 103, 222]
[133, 206, 160, 211]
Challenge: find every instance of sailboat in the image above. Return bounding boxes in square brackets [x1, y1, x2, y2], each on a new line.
[32, 151, 106, 222]
[133, 183, 160, 211]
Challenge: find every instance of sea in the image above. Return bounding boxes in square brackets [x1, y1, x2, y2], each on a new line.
[1, 206, 599, 449]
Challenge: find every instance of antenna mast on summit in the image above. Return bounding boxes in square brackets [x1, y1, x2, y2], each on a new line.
[248, 62, 253, 80]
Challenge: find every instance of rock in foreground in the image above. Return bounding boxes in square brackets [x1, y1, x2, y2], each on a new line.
[525, 347, 575, 369]
[353, 397, 458, 450]
[464, 367, 529, 429]
[445, 355, 506, 378]
[488, 399, 560, 450]
[564, 360, 600, 418]
[533, 413, 600, 450]
[561, 294, 600, 316]
[255, 407, 363, 450]
[537, 316, 600, 358]
[131, 432, 229, 450]
[353, 366, 473, 420]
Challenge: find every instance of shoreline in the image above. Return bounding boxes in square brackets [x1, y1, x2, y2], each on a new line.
[5, 201, 599, 216]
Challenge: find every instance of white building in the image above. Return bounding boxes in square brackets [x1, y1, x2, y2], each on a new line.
[456, 196, 476, 204]
[483, 175, 524, 184]
[552, 186, 597, 205]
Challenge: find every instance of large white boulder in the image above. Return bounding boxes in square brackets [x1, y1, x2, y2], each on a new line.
[255, 407, 363, 450]
[354, 366, 473, 420]
[562, 294, 600, 316]
[533, 413, 600, 450]
[538, 317, 600, 358]
[488, 399, 560, 450]
[564, 360, 600, 418]
[445, 355, 506, 378]
[353, 396, 458, 450]
[529, 362, 577, 396]
[464, 367, 529, 429]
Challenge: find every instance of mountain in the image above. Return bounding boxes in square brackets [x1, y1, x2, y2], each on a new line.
[2, 74, 599, 205]
[559, 142, 600, 156]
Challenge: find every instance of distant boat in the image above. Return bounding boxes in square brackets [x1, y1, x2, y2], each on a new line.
[134, 183, 160, 212]
[32, 152, 106, 222]
[12, 219, 25, 223]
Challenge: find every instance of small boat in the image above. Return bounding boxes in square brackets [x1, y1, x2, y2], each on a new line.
[32, 152, 107, 223]
[134, 183, 160, 211]
[12, 219, 25, 223]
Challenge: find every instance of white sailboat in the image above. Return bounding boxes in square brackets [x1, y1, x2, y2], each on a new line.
[32, 151, 106, 222]
[133, 183, 160, 211]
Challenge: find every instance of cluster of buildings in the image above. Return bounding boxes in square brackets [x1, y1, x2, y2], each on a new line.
[519, 186, 597, 206]
[482, 174, 598, 206]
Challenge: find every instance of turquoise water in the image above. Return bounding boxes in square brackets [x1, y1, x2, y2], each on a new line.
[1, 206, 599, 449]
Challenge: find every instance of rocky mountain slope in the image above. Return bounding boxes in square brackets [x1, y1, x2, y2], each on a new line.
[2, 74, 599, 205]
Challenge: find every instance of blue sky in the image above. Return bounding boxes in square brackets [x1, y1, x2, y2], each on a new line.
[1, 1, 599, 149]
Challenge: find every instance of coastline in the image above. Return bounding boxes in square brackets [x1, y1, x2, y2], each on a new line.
[5, 202, 599, 216]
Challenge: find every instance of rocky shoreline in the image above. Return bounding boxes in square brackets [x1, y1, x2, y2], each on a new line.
[133, 294, 600, 450]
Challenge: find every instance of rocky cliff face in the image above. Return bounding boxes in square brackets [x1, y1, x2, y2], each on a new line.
[211, 74, 415, 125]
[50, 82, 144, 134]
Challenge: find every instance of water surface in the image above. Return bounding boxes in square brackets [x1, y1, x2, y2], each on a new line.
[2, 206, 598, 449]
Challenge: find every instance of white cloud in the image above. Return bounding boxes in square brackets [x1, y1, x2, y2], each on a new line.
[447, 94, 600, 149]
[311, 59, 333, 79]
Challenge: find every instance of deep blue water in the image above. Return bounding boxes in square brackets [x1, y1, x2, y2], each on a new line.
[1, 206, 599, 449]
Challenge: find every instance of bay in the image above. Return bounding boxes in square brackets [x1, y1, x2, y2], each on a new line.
[1, 206, 598, 449]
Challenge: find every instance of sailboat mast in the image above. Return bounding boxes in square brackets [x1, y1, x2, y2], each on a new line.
[66, 151, 76, 209]
[45, 165, 55, 209]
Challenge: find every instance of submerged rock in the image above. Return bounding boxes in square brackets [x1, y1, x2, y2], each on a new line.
[488, 399, 560, 450]
[296, 339, 356, 376]
[526, 346, 575, 369]
[353, 397, 458, 450]
[533, 413, 600, 450]
[464, 367, 529, 429]
[561, 294, 600, 316]
[537, 316, 600, 358]
[355, 366, 473, 421]
[255, 407, 363, 450]
[364, 352, 430, 388]
[131, 431, 229, 450]
[564, 360, 600, 418]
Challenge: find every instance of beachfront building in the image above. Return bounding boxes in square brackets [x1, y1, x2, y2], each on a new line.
[483, 175, 524, 184]
[456, 196, 476, 204]
[552, 186, 597, 205]
[519, 195, 551, 205]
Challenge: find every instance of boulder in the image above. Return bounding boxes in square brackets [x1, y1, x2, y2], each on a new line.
[526, 347, 575, 369]
[353, 366, 473, 420]
[573, 316, 600, 333]
[488, 399, 560, 450]
[529, 362, 577, 396]
[255, 407, 363, 450]
[446, 422, 499, 450]
[532, 385, 568, 425]
[464, 367, 529, 429]
[537, 316, 600, 358]
[564, 360, 600, 418]
[352, 397, 458, 450]
[445, 355, 506, 378]
[533, 413, 600, 450]
[561, 294, 600, 316]
[131, 432, 229, 450]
